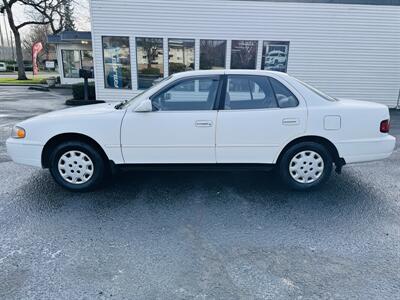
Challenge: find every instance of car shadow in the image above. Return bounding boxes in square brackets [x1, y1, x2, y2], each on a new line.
[18, 168, 384, 222]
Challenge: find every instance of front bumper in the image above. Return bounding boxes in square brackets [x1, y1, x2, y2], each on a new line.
[6, 138, 43, 168]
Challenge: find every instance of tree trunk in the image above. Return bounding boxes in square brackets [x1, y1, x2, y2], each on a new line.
[4, 2, 27, 80]
[13, 31, 27, 80]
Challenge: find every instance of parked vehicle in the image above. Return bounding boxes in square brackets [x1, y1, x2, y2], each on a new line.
[7, 70, 395, 192]
[266, 50, 287, 66]
[0, 62, 7, 72]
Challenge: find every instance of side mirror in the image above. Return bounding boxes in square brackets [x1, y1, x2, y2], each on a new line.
[134, 99, 153, 112]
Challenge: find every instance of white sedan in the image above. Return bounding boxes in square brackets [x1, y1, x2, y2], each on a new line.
[7, 70, 396, 191]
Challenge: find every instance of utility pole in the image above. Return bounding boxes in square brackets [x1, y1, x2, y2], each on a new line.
[3, 14, 11, 60]
[0, 19, 4, 60]
[10, 30, 14, 61]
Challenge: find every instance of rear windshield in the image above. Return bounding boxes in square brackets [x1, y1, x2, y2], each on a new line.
[295, 79, 338, 102]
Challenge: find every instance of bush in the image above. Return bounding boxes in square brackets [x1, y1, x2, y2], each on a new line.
[6, 65, 16, 72]
[140, 67, 161, 75]
[72, 82, 96, 100]
[169, 63, 187, 74]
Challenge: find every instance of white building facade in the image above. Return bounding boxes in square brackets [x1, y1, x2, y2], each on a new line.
[90, 0, 400, 107]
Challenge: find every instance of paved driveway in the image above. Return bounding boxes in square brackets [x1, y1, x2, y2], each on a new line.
[0, 89, 399, 299]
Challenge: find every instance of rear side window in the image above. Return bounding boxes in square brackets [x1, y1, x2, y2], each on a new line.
[269, 77, 299, 108]
[224, 75, 277, 110]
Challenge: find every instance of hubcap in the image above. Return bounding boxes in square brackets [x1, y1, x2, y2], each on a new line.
[289, 150, 324, 184]
[58, 150, 94, 185]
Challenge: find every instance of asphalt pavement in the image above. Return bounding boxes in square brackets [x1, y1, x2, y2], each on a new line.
[0, 87, 399, 299]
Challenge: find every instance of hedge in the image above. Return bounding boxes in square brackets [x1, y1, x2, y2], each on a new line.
[72, 82, 96, 100]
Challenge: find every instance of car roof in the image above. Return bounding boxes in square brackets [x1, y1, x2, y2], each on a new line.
[172, 69, 290, 79]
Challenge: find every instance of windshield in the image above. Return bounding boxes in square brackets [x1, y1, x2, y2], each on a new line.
[295, 79, 338, 102]
[116, 76, 173, 109]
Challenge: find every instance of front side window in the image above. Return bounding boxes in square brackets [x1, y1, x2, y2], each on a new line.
[62, 50, 81, 78]
[230, 40, 258, 69]
[269, 77, 299, 108]
[261, 41, 290, 73]
[225, 76, 277, 110]
[136, 37, 164, 89]
[168, 39, 195, 75]
[152, 77, 219, 111]
[103, 36, 132, 89]
[200, 40, 226, 70]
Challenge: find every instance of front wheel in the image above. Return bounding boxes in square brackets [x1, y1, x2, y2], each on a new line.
[49, 141, 107, 192]
[278, 142, 333, 190]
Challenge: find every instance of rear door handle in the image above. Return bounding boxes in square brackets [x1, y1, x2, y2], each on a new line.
[282, 118, 300, 126]
[195, 120, 213, 127]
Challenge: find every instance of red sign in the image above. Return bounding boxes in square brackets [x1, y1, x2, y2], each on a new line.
[32, 42, 43, 75]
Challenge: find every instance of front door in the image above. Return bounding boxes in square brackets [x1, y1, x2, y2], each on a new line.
[121, 76, 220, 163]
[216, 75, 307, 164]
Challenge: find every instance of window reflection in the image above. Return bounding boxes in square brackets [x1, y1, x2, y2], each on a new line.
[231, 40, 258, 69]
[103, 36, 132, 89]
[200, 40, 226, 70]
[136, 37, 164, 89]
[168, 39, 195, 75]
[62, 50, 81, 78]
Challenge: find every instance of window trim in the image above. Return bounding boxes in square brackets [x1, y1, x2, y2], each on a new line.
[102, 35, 132, 90]
[149, 75, 223, 111]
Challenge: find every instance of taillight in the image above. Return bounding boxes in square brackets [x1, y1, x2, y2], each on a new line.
[380, 120, 390, 133]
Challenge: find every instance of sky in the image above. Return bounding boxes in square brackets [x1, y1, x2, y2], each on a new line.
[0, 0, 91, 47]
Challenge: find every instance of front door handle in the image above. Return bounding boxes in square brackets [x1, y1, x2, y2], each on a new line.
[195, 120, 213, 127]
[282, 118, 300, 126]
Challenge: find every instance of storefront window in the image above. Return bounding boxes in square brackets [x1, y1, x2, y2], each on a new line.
[62, 50, 81, 78]
[261, 41, 290, 73]
[200, 40, 226, 70]
[103, 36, 132, 89]
[136, 37, 164, 89]
[168, 39, 195, 75]
[81, 50, 93, 72]
[231, 40, 258, 69]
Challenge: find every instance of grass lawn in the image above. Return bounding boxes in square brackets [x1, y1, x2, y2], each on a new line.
[0, 77, 46, 85]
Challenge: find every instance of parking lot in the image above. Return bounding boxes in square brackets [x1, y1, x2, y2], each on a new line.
[0, 87, 399, 299]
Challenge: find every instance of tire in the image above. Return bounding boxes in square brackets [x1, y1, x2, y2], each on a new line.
[278, 142, 333, 190]
[49, 141, 107, 192]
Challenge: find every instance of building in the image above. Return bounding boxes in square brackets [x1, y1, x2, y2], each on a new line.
[48, 31, 93, 85]
[89, 0, 400, 106]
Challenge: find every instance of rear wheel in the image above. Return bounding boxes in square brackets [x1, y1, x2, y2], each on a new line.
[279, 142, 332, 190]
[49, 141, 107, 192]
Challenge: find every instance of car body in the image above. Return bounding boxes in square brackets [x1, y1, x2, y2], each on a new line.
[0, 62, 7, 72]
[7, 70, 396, 191]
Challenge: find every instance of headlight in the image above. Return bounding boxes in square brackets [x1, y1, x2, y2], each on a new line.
[11, 126, 26, 139]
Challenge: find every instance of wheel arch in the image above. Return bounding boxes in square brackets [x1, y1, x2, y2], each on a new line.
[41, 133, 111, 169]
[276, 135, 344, 166]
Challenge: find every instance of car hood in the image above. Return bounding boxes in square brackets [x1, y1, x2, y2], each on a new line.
[20, 103, 118, 124]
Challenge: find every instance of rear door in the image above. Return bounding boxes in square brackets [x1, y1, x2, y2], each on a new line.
[216, 74, 307, 164]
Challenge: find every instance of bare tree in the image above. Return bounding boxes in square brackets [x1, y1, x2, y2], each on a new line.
[23, 24, 53, 63]
[1, 0, 67, 80]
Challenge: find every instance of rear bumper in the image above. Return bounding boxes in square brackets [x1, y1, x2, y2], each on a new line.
[336, 135, 396, 164]
[6, 138, 43, 168]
